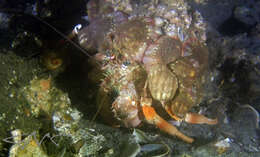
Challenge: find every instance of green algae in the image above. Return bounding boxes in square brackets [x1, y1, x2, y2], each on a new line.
[0, 52, 44, 154]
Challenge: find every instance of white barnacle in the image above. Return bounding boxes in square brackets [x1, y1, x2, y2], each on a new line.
[165, 23, 177, 37]
[154, 17, 165, 27]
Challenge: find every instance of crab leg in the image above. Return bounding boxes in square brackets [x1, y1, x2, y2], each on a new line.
[141, 97, 194, 143]
[165, 105, 217, 125]
[162, 100, 218, 125]
[164, 105, 182, 121]
[184, 113, 218, 125]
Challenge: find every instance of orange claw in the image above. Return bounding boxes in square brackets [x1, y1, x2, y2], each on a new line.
[184, 113, 218, 125]
[141, 97, 194, 143]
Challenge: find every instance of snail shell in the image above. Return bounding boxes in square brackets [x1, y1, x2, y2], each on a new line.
[148, 64, 178, 103]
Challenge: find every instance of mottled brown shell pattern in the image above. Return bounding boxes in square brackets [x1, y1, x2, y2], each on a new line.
[168, 43, 209, 117]
[148, 64, 178, 103]
[113, 19, 149, 62]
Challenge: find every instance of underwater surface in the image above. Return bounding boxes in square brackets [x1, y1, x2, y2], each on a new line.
[0, 0, 259, 156]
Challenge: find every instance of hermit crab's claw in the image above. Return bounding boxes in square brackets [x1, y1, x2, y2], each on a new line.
[141, 97, 194, 143]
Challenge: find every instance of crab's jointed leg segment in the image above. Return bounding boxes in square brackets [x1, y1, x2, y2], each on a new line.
[164, 105, 182, 121]
[141, 97, 194, 143]
[184, 113, 218, 125]
[164, 104, 218, 125]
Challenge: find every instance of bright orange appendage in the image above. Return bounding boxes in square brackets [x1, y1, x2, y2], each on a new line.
[142, 105, 194, 143]
[142, 106, 157, 121]
[184, 113, 218, 125]
[165, 106, 182, 121]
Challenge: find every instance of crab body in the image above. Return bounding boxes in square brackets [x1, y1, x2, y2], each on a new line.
[77, 0, 217, 143]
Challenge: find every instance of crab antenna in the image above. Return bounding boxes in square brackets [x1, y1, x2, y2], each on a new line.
[0, 9, 101, 66]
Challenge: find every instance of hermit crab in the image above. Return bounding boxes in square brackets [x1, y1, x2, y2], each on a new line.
[74, 0, 218, 143]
